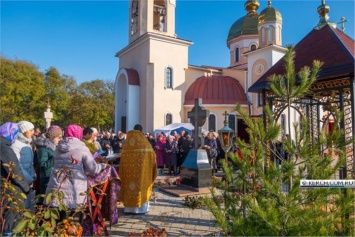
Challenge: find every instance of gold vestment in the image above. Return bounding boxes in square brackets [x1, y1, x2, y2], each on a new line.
[119, 130, 157, 207]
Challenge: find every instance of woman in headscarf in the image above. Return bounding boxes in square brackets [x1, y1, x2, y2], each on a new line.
[0, 122, 30, 236]
[45, 124, 107, 211]
[34, 125, 63, 201]
[154, 134, 166, 175]
[164, 135, 178, 175]
[11, 120, 36, 210]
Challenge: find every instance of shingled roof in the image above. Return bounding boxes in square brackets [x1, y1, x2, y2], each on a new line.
[248, 24, 355, 93]
[184, 75, 247, 105]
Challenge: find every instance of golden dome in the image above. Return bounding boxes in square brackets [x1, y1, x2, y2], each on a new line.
[314, 0, 336, 29]
[259, 1, 282, 24]
[244, 0, 260, 16]
[227, 1, 259, 42]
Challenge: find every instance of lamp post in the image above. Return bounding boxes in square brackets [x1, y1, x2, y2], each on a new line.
[218, 111, 235, 217]
[218, 111, 235, 152]
[218, 111, 235, 177]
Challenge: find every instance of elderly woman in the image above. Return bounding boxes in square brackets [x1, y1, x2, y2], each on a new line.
[11, 120, 36, 210]
[45, 124, 107, 211]
[154, 134, 166, 175]
[204, 131, 218, 175]
[0, 122, 30, 235]
[164, 135, 178, 175]
[35, 125, 63, 198]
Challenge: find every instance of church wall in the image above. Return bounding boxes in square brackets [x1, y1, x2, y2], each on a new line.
[118, 39, 154, 132]
[221, 68, 246, 91]
[271, 50, 286, 65]
[146, 38, 189, 132]
[229, 36, 259, 68]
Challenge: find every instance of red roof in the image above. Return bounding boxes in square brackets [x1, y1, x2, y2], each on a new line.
[249, 25, 355, 92]
[125, 68, 140, 86]
[184, 75, 247, 105]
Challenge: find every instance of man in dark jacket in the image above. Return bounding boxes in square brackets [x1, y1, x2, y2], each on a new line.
[0, 122, 30, 236]
[100, 132, 114, 156]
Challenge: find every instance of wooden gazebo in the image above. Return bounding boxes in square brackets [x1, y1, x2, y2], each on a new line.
[249, 24, 354, 178]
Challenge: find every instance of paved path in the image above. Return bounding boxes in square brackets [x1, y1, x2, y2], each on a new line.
[108, 175, 222, 236]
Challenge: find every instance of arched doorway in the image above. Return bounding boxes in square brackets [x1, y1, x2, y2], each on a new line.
[115, 68, 140, 133]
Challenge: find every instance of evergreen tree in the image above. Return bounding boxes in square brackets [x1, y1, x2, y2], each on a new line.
[205, 48, 355, 236]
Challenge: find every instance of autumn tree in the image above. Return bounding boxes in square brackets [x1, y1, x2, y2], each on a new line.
[43, 67, 72, 127]
[0, 57, 116, 130]
[0, 57, 45, 125]
[68, 79, 115, 130]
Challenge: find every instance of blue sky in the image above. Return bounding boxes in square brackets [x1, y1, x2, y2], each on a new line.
[1, 0, 354, 84]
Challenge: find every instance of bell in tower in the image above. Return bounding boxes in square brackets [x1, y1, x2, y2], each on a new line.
[129, 0, 176, 44]
[153, 0, 166, 31]
[130, 0, 139, 36]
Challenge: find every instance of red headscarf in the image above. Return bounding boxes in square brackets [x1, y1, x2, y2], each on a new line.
[64, 124, 83, 140]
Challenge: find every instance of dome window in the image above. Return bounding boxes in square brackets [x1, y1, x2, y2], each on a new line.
[235, 47, 239, 62]
[251, 44, 257, 51]
[269, 25, 274, 42]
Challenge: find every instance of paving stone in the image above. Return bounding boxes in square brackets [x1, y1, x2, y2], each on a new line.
[108, 186, 222, 236]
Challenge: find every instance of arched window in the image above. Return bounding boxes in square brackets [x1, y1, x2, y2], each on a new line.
[208, 114, 216, 132]
[269, 26, 274, 41]
[251, 44, 257, 51]
[235, 47, 239, 62]
[153, 0, 166, 32]
[278, 26, 282, 41]
[165, 113, 172, 125]
[165, 67, 173, 88]
[228, 114, 236, 132]
[261, 27, 265, 43]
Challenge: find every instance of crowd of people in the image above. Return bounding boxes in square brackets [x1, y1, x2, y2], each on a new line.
[0, 120, 226, 235]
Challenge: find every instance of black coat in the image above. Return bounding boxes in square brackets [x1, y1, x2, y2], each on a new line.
[0, 136, 30, 233]
[100, 137, 113, 156]
[112, 137, 125, 154]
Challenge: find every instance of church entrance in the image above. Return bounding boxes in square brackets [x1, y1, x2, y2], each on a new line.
[115, 68, 141, 133]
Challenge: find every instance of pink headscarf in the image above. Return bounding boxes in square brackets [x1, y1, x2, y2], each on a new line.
[64, 124, 83, 140]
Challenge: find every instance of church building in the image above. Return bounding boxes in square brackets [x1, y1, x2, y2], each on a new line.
[114, 0, 352, 144]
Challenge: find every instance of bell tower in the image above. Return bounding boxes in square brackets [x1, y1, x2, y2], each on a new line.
[129, 0, 176, 43]
[116, 0, 192, 133]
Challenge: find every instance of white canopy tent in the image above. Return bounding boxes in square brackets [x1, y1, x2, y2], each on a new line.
[153, 123, 208, 137]
[154, 123, 194, 137]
